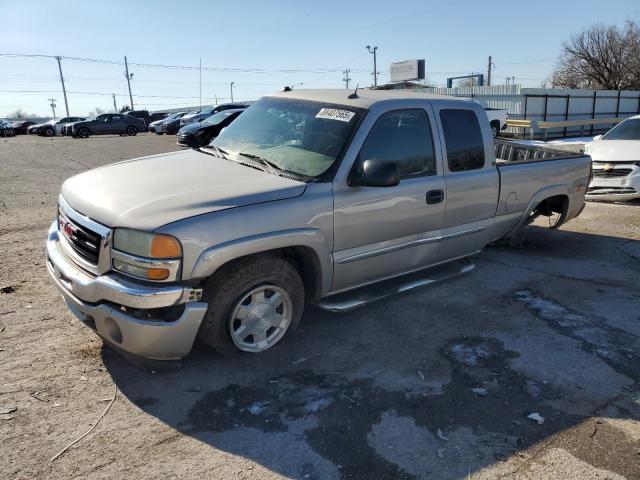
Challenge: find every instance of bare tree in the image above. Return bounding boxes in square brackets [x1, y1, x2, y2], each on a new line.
[552, 21, 640, 90]
[10, 108, 28, 119]
[87, 107, 106, 118]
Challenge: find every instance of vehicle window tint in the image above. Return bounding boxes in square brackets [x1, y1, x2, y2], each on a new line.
[602, 118, 640, 140]
[358, 109, 436, 178]
[439, 109, 485, 172]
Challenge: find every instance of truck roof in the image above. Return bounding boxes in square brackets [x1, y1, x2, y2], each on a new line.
[269, 88, 472, 109]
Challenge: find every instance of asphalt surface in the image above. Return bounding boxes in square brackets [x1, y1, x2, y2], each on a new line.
[1, 133, 639, 479]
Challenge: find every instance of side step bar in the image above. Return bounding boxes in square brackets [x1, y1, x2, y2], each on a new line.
[315, 259, 475, 313]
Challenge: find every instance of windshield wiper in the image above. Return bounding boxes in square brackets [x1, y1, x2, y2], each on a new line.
[201, 144, 230, 159]
[237, 151, 284, 174]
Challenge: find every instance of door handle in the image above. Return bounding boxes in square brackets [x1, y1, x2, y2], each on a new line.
[426, 189, 445, 205]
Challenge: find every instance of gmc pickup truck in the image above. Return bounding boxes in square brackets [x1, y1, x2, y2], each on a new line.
[46, 89, 591, 361]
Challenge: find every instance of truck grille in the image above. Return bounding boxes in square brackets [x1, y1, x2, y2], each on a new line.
[592, 168, 632, 178]
[58, 210, 101, 265]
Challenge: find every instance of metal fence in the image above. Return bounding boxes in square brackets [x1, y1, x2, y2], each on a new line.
[398, 84, 640, 139]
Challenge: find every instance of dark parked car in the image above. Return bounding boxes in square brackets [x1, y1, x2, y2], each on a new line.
[10, 120, 36, 134]
[123, 110, 168, 126]
[179, 104, 249, 127]
[177, 108, 244, 148]
[69, 114, 147, 138]
[0, 119, 15, 137]
[149, 111, 186, 134]
[163, 112, 193, 134]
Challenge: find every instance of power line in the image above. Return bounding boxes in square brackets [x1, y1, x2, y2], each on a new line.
[494, 57, 555, 65]
[0, 52, 372, 74]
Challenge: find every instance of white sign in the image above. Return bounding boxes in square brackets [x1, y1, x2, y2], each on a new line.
[316, 108, 355, 122]
[390, 59, 425, 82]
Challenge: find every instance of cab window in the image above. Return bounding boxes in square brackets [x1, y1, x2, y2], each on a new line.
[439, 109, 485, 172]
[358, 109, 436, 178]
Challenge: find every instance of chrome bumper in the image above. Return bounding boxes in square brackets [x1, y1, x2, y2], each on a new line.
[46, 222, 207, 360]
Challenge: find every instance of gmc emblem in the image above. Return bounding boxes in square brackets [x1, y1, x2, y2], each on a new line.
[59, 216, 77, 239]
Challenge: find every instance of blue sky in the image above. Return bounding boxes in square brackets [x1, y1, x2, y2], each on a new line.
[1, 0, 639, 117]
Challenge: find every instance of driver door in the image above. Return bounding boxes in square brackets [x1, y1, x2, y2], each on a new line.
[332, 106, 446, 292]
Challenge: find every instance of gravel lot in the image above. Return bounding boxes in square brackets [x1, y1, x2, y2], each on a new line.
[1, 133, 639, 480]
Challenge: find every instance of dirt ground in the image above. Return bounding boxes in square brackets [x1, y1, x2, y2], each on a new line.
[1, 133, 639, 480]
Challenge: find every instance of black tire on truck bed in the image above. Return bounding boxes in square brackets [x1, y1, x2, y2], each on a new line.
[197, 253, 305, 357]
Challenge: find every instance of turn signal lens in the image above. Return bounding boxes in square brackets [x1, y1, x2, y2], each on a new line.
[147, 268, 170, 280]
[150, 235, 182, 258]
[112, 259, 171, 281]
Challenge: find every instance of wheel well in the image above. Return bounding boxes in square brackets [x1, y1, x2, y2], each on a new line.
[530, 194, 569, 228]
[204, 247, 323, 302]
[278, 246, 322, 302]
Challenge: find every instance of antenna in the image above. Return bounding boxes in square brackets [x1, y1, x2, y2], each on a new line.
[348, 84, 360, 99]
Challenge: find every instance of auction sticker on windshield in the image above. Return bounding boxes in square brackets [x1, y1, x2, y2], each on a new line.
[315, 108, 355, 122]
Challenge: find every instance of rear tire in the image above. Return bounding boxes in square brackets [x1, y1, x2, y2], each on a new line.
[197, 254, 305, 357]
[126, 125, 138, 136]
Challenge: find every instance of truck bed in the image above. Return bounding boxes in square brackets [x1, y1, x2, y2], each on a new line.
[494, 139, 580, 164]
[493, 139, 592, 224]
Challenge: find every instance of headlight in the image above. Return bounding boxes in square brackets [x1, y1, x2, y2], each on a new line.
[112, 229, 182, 281]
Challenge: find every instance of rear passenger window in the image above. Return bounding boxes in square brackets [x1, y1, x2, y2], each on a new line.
[358, 109, 436, 178]
[439, 109, 485, 172]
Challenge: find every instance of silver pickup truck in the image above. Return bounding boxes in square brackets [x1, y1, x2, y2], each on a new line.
[46, 89, 591, 361]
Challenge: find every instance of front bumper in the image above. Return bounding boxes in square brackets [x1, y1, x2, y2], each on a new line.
[46, 222, 207, 360]
[587, 163, 640, 202]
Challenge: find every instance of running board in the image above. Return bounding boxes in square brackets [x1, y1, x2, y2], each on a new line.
[315, 259, 475, 313]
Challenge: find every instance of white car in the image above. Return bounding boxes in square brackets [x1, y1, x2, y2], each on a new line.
[29, 117, 85, 136]
[585, 115, 640, 201]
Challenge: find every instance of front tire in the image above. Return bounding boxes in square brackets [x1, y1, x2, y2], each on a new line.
[77, 127, 90, 138]
[198, 254, 305, 356]
[126, 125, 138, 136]
[490, 121, 500, 139]
[44, 127, 54, 137]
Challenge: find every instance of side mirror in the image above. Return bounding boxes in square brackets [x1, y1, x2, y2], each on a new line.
[593, 135, 603, 141]
[350, 159, 400, 187]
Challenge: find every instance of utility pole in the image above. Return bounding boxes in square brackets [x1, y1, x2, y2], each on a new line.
[230, 82, 234, 103]
[214, 94, 218, 105]
[112, 94, 118, 113]
[487, 55, 493, 86]
[48, 98, 57, 118]
[342, 69, 351, 89]
[55, 57, 70, 116]
[124, 56, 134, 110]
[199, 58, 202, 110]
[366, 45, 378, 86]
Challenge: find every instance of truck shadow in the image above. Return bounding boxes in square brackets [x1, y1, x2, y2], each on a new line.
[101, 226, 640, 480]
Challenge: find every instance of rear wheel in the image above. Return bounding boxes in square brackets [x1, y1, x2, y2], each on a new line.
[126, 125, 138, 136]
[198, 254, 305, 356]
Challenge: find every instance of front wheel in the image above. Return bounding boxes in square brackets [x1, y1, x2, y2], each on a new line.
[126, 125, 138, 136]
[198, 254, 305, 356]
[490, 122, 500, 139]
[44, 127, 54, 137]
[77, 127, 90, 138]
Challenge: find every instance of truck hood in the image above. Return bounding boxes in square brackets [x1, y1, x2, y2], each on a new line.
[61, 149, 307, 230]
[588, 140, 640, 162]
